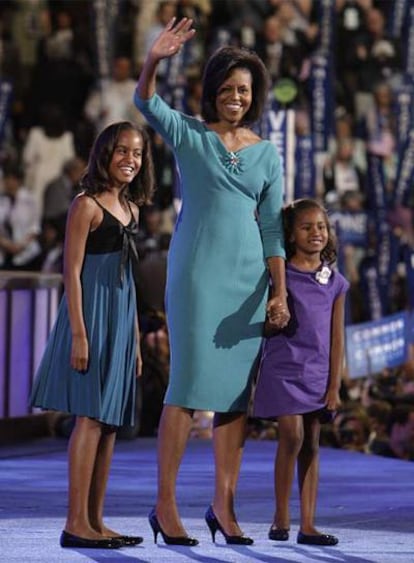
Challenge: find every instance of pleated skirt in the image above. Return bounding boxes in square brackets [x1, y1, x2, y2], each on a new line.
[30, 251, 137, 426]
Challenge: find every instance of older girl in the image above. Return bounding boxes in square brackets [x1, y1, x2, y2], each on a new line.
[30, 122, 154, 549]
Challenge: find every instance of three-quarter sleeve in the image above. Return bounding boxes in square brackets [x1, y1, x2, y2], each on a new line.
[258, 148, 286, 259]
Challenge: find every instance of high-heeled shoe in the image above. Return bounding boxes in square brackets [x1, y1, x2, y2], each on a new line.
[205, 505, 254, 545]
[148, 508, 199, 546]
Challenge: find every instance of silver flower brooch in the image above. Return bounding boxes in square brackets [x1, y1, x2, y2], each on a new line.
[315, 265, 332, 285]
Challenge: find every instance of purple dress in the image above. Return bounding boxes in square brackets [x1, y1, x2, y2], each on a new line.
[253, 263, 349, 418]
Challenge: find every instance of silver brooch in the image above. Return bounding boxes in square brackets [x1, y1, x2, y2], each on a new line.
[221, 151, 243, 174]
[315, 265, 332, 285]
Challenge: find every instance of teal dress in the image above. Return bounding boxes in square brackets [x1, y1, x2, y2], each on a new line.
[135, 93, 285, 412]
[30, 197, 138, 427]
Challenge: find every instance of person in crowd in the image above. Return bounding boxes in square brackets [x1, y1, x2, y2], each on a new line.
[135, 231, 170, 319]
[361, 80, 397, 190]
[139, 311, 170, 437]
[42, 156, 85, 221]
[336, 410, 371, 452]
[366, 399, 392, 454]
[84, 56, 143, 134]
[135, 204, 165, 259]
[335, 0, 369, 115]
[372, 404, 414, 461]
[30, 121, 155, 549]
[22, 104, 75, 215]
[352, 6, 401, 119]
[134, 17, 289, 546]
[254, 198, 349, 546]
[323, 138, 365, 205]
[255, 14, 284, 84]
[37, 213, 67, 273]
[24, 7, 93, 133]
[0, 163, 41, 269]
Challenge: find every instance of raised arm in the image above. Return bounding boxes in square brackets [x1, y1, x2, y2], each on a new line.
[136, 17, 195, 100]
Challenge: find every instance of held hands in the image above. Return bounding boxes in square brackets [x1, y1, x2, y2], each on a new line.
[266, 295, 290, 329]
[150, 17, 195, 61]
[71, 335, 89, 373]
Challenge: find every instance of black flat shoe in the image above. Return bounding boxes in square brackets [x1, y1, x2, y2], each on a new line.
[205, 505, 254, 545]
[148, 508, 199, 546]
[116, 535, 143, 546]
[297, 531, 338, 546]
[268, 527, 289, 541]
[60, 530, 122, 549]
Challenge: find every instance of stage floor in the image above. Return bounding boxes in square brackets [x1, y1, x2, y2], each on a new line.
[0, 437, 413, 562]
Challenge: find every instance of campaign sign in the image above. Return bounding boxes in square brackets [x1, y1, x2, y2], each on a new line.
[330, 211, 368, 247]
[345, 312, 409, 378]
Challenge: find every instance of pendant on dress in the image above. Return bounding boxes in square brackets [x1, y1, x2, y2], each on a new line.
[221, 151, 244, 174]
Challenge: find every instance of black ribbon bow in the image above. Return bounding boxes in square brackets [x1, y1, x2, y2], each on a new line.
[119, 221, 139, 284]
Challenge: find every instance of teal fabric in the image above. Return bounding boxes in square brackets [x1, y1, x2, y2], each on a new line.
[135, 93, 285, 412]
[30, 230, 137, 427]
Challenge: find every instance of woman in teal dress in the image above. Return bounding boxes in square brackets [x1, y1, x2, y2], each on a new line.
[135, 18, 290, 545]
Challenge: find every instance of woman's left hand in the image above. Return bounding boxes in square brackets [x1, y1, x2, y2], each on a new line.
[266, 295, 290, 329]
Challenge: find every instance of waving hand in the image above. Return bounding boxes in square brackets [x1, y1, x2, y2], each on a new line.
[150, 17, 196, 61]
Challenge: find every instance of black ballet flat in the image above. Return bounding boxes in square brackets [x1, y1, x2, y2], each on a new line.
[116, 534, 143, 546]
[60, 530, 122, 549]
[268, 527, 289, 541]
[148, 508, 199, 546]
[297, 531, 339, 546]
[205, 505, 254, 545]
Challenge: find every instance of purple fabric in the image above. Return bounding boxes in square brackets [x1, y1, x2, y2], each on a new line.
[253, 263, 349, 418]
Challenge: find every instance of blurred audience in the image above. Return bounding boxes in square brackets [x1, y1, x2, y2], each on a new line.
[0, 163, 41, 269]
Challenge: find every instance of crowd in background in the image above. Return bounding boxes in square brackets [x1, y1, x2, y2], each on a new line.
[0, 0, 413, 459]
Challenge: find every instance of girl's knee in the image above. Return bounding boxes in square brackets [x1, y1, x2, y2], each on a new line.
[279, 428, 304, 455]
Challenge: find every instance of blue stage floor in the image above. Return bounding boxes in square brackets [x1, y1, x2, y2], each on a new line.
[0, 437, 413, 562]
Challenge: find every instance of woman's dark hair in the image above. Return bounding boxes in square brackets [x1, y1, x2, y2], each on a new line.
[80, 121, 155, 205]
[283, 198, 337, 264]
[201, 46, 269, 125]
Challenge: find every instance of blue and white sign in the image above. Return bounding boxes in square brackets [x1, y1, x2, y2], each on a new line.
[330, 211, 368, 247]
[346, 312, 409, 378]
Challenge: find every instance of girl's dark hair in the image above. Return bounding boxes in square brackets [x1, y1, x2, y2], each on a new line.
[80, 121, 155, 205]
[283, 198, 337, 264]
[201, 46, 269, 125]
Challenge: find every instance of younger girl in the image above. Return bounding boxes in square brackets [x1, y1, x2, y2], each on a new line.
[254, 198, 349, 546]
[30, 122, 154, 549]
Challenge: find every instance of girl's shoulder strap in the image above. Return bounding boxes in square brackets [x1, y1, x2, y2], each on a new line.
[84, 193, 107, 213]
[126, 198, 139, 223]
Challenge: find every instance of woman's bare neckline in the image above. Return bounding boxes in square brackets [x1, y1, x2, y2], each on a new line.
[204, 123, 263, 153]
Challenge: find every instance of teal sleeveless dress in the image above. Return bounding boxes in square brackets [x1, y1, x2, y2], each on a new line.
[135, 93, 285, 413]
[30, 196, 138, 426]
